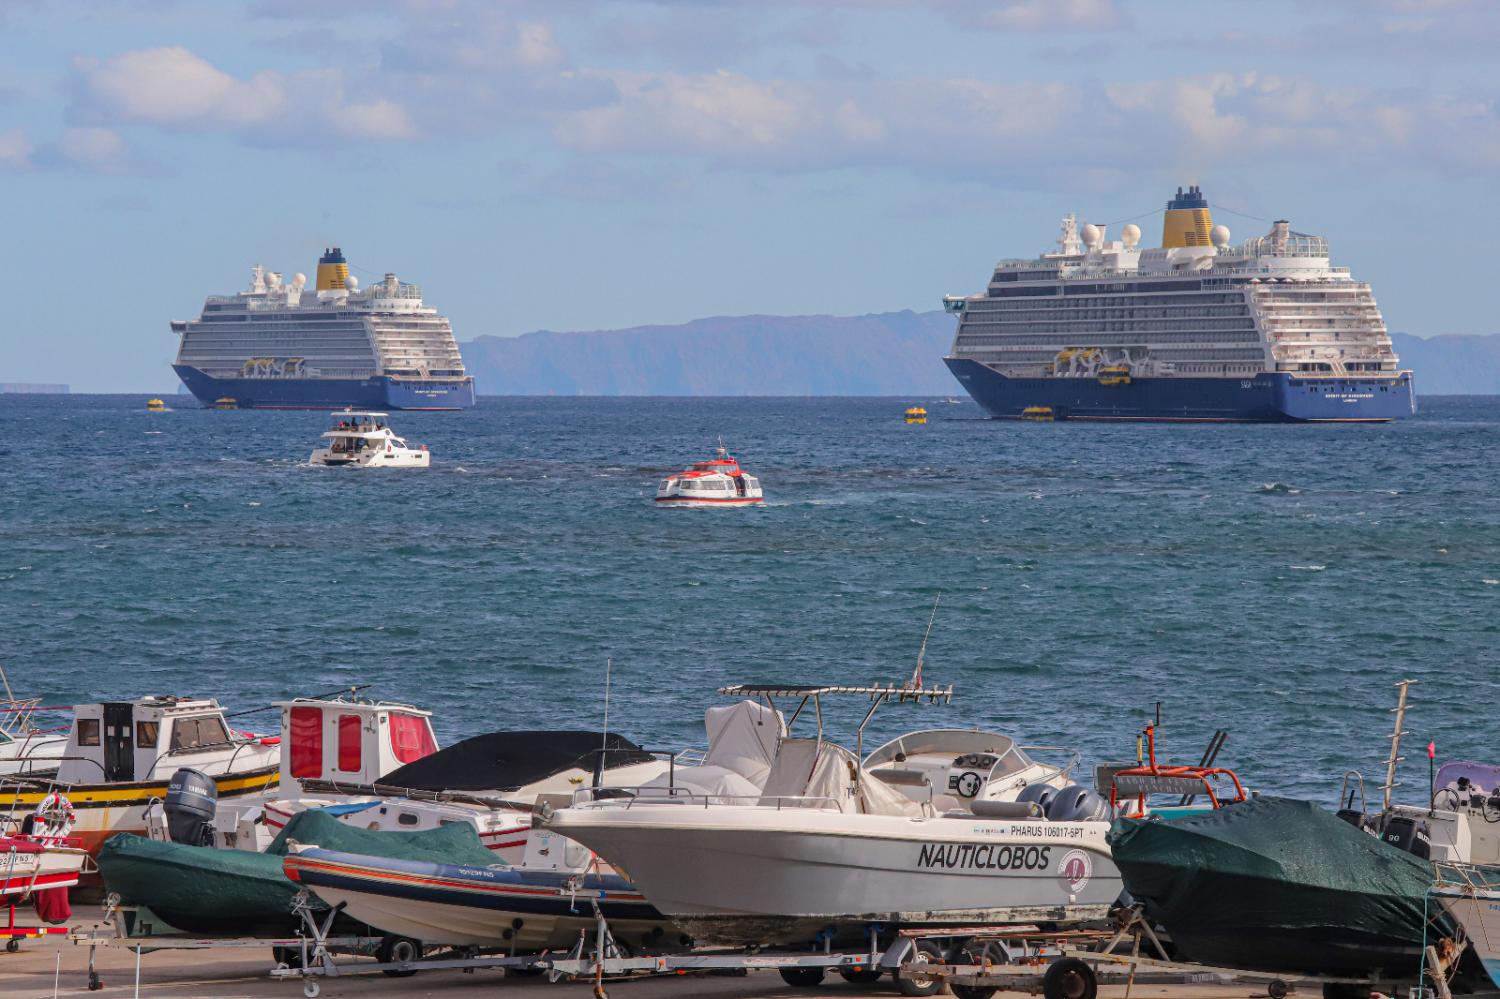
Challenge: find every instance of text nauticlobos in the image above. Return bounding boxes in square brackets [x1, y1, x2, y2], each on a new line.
[917, 843, 1052, 871]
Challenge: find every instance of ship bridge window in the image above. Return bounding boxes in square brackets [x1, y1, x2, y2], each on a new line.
[78, 719, 101, 747]
[136, 721, 159, 748]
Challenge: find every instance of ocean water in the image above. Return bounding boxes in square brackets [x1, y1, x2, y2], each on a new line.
[2, 393, 1498, 804]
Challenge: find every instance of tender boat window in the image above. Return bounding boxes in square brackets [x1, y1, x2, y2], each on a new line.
[136, 721, 159, 748]
[171, 715, 231, 751]
[78, 719, 101, 747]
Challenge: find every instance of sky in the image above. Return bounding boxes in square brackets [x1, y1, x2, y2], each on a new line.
[3, 0, 1500, 391]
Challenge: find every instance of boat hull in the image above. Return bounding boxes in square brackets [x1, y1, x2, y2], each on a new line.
[546, 806, 1120, 946]
[0, 842, 88, 897]
[945, 359, 1416, 423]
[1109, 797, 1452, 979]
[97, 834, 320, 937]
[1434, 888, 1500, 988]
[172, 365, 475, 411]
[284, 848, 676, 951]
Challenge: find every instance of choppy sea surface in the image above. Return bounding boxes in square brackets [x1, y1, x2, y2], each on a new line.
[2, 393, 1498, 804]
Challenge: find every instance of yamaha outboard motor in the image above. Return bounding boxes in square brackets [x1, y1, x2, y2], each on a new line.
[1045, 784, 1112, 823]
[1016, 782, 1058, 814]
[164, 768, 217, 847]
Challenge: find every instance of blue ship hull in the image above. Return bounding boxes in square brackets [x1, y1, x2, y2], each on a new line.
[173, 365, 475, 410]
[945, 359, 1416, 423]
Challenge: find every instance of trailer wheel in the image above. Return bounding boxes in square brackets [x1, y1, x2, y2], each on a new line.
[376, 935, 423, 978]
[1043, 958, 1097, 999]
[951, 938, 1006, 999]
[271, 946, 304, 969]
[1268, 980, 1289, 999]
[896, 939, 948, 997]
[839, 967, 882, 983]
[778, 966, 827, 987]
[302, 980, 320, 999]
[5, 939, 19, 954]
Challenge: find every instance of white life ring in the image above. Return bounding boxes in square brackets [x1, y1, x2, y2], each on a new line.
[33, 792, 76, 838]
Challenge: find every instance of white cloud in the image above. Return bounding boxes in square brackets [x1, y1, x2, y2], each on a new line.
[54, 126, 132, 173]
[947, 0, 1124, 32]
[0, 128, 33, 170]
[69, 46, 416, 143]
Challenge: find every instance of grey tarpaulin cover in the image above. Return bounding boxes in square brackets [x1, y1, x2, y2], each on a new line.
[1109, 796, 1453, 977]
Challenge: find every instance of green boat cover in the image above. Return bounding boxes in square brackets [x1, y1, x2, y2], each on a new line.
[98, 806, 500, 936]
[1109, 796, 1447, 977]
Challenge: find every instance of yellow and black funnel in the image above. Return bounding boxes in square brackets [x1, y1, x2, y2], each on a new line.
[1161, 186, 1212, 248]
[315, 247, 349, 291]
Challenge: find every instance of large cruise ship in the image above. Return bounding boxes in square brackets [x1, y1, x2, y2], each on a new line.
[943, 186, 1415, 422]
[171, 248, 475, 410]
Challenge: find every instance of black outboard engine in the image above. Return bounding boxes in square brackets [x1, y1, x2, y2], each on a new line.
[1381, 815, 1432, 859]
[164, 768, 217, 847]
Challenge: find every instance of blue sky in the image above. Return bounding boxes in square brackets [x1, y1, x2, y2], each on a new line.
[4, 0, 1499, 390]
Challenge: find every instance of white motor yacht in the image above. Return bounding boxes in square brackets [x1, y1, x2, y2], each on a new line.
[545, 682, 1121, 947]
[309, 411, 429, 468]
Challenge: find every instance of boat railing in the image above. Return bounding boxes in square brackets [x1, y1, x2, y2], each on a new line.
[1432, 861, 1500, 895]
[1107, 724, 1247, 818]
[572, 786, 847, 812]
[1018, 745, 1081, 787]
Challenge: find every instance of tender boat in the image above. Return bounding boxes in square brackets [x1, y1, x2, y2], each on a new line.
[283, 835, 679, 953]
[545, 682, 1121, 947]
[655, 446, 762, 507]
[98, 808, 492, 937]
[0, 697, 280, 858]
[310, 411, 429, 468]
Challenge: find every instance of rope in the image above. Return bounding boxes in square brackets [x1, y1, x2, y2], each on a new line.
[1100, 208, 1163, 227]
[1210, 202, 1272, 223]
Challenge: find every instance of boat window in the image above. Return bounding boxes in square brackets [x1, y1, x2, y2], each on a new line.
[397, 812, 420, 826]
[290, 707, 323, 779]
[171, 715, 231, 751]
[390, 713, 437, 764]
[78, 718, 100, 747]
[337, 714, 362, 772]
[136, 721, 159, 748]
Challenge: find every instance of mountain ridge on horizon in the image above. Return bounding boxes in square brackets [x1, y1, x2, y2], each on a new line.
[458, 310, 1500, 397]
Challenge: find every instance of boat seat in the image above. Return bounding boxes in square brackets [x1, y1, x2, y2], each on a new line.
[757, 739, 824, 807]
[867, 768, 929, 787]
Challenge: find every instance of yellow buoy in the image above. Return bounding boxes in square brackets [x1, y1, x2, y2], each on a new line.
[904, 406, 927, 425]
[146, 398, 165, 411]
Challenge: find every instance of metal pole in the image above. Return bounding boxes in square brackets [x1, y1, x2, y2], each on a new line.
[1383, 679, 1415, 812]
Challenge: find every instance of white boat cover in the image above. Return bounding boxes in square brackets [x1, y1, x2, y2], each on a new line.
[760, 738, 922, 816]
[702, 700, 784, 784]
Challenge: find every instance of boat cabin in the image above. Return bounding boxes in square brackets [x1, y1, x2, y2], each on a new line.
[57, 697, 272, 785]
[276, 698, 438, 787]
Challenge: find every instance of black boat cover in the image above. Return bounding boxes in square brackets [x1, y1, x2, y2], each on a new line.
[1109, 796, 1449, 977]
[377, 730, 656, 793]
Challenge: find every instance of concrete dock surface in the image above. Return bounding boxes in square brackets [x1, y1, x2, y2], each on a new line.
[0, 907, 1276, 999]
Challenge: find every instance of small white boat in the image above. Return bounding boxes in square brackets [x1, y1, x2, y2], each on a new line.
[655, 445, 762, 507]
[310, 411, 429, 468]
[0, 684, 66, 778]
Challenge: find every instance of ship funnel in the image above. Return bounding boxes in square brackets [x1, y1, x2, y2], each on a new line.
[1161, 185, 1212, 248]
[315, 246, 350, 291]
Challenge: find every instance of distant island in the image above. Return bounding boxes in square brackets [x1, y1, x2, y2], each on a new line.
[457, 311, 1497, 396]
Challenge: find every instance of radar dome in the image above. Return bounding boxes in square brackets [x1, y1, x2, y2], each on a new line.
[344, 275, 359, 291]
[292, 273, 307, 287]
[1121, 223, 1141, 247]
[1210, 224, 1231, 247]
[1081, 223, 1102, 247]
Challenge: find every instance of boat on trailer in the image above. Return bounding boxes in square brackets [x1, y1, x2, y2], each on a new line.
[0, 697, 280, 858]
[545, 681, 1120, 947]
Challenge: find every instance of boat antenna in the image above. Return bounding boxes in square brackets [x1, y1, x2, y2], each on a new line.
[0, 665, 13, 703]
[596, 657, 613, 789]
[910, 595, 941, 690]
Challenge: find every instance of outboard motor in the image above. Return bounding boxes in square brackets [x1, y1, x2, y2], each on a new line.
[1334, 808, 1366, 828]
[1381, 815, 1431, 859]
[1045, 785, 1112, 822]
[164, 768, 217, 847]
[1016, 782, 1058, 814]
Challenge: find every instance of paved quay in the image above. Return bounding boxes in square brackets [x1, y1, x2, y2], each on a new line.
[0, 913, 1269, 999]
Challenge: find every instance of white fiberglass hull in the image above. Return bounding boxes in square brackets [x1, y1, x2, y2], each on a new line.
[545, 805, 1120, 946]
[0, 844, 89, 897]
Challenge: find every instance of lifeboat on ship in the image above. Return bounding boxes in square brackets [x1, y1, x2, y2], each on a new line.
[655, 446, 763, 508]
